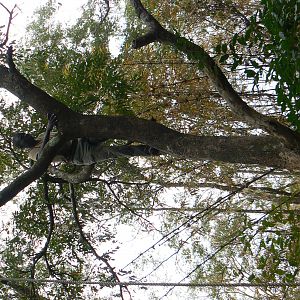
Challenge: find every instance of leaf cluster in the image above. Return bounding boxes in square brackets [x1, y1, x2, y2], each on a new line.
[216, 0, 300, 129]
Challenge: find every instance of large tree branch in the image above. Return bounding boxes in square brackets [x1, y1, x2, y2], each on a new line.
[0, 136, 66, 207]
[0, 64, 75, 124]
[1, 38, 300, 207]
[1, 113, 299, 206]
[2, 119, 297, 206]
[71, 115, 300, 170]
[129, 0, 300, 150]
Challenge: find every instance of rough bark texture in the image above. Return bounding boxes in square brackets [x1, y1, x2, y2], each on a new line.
[0, 65, 73, 118]
[0, 1, 300, 206]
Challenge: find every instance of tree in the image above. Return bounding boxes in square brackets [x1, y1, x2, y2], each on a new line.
[1, 0, 300, 205]
[216, 0, 300, 129]
[0, 0, 299, 299]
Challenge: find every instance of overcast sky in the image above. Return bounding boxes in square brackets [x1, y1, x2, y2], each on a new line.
[2, 0, 84, 39]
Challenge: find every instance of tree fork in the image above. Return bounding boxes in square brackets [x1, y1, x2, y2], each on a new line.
[129, 0, 300, 150]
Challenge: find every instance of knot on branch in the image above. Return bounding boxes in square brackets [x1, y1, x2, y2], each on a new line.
[132, 31, 158, 49]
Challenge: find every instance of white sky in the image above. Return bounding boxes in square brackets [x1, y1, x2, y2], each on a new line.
[2, 0, 83, 31]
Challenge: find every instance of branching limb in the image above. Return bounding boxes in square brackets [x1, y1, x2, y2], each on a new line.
[0, 135, 67, 207]
[37, 114, 58, 158]
[69, 183, 132, 300]
[6, 45, 17, 71]
[129, 0, 300, 149]
[0, 3, 19, 48]
[0, 52, 75, 118]
[31, 177, 55, 275]
[99, 0, 110, 25]
[48, 165, 95, 183]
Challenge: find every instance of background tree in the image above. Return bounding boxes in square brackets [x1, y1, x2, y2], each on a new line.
[0, 0, 299, 299]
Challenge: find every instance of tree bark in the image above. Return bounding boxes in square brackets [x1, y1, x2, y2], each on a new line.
[1, 64, 299, 206]
[1, 1, 300, 206]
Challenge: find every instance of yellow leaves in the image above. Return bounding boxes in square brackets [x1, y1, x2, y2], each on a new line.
[147, 1, 157, 11]
[41, 62, 49, 71]
[91, 44, 109, 55]
[62, 63, 70, 77]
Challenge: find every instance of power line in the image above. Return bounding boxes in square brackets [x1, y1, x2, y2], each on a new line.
[122, 169, 276, 270]
[1, 278, 300, 288]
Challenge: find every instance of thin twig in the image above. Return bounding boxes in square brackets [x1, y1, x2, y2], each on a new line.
[0, 3, 18, 48]
[69, 183, 132, 300]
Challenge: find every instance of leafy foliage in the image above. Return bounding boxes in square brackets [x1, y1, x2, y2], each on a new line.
[238, 201, 300, 299]
[216, 0, 300, 128]
[1, 0, 300, 300]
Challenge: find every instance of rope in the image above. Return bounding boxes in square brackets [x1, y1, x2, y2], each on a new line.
[1, 278, 300, 288]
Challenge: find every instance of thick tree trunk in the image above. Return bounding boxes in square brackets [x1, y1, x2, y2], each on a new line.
[1, 64, 297, 171]
[1, 1, 300, 205]
[61, 114, 300, 169]
[1, 63, 300, 206]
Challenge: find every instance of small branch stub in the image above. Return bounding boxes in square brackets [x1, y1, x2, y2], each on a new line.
[132, 31, 157, 49]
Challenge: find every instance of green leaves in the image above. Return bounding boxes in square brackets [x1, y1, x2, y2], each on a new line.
[245, 69, 256, 78]
[215, 0, 300, 129]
